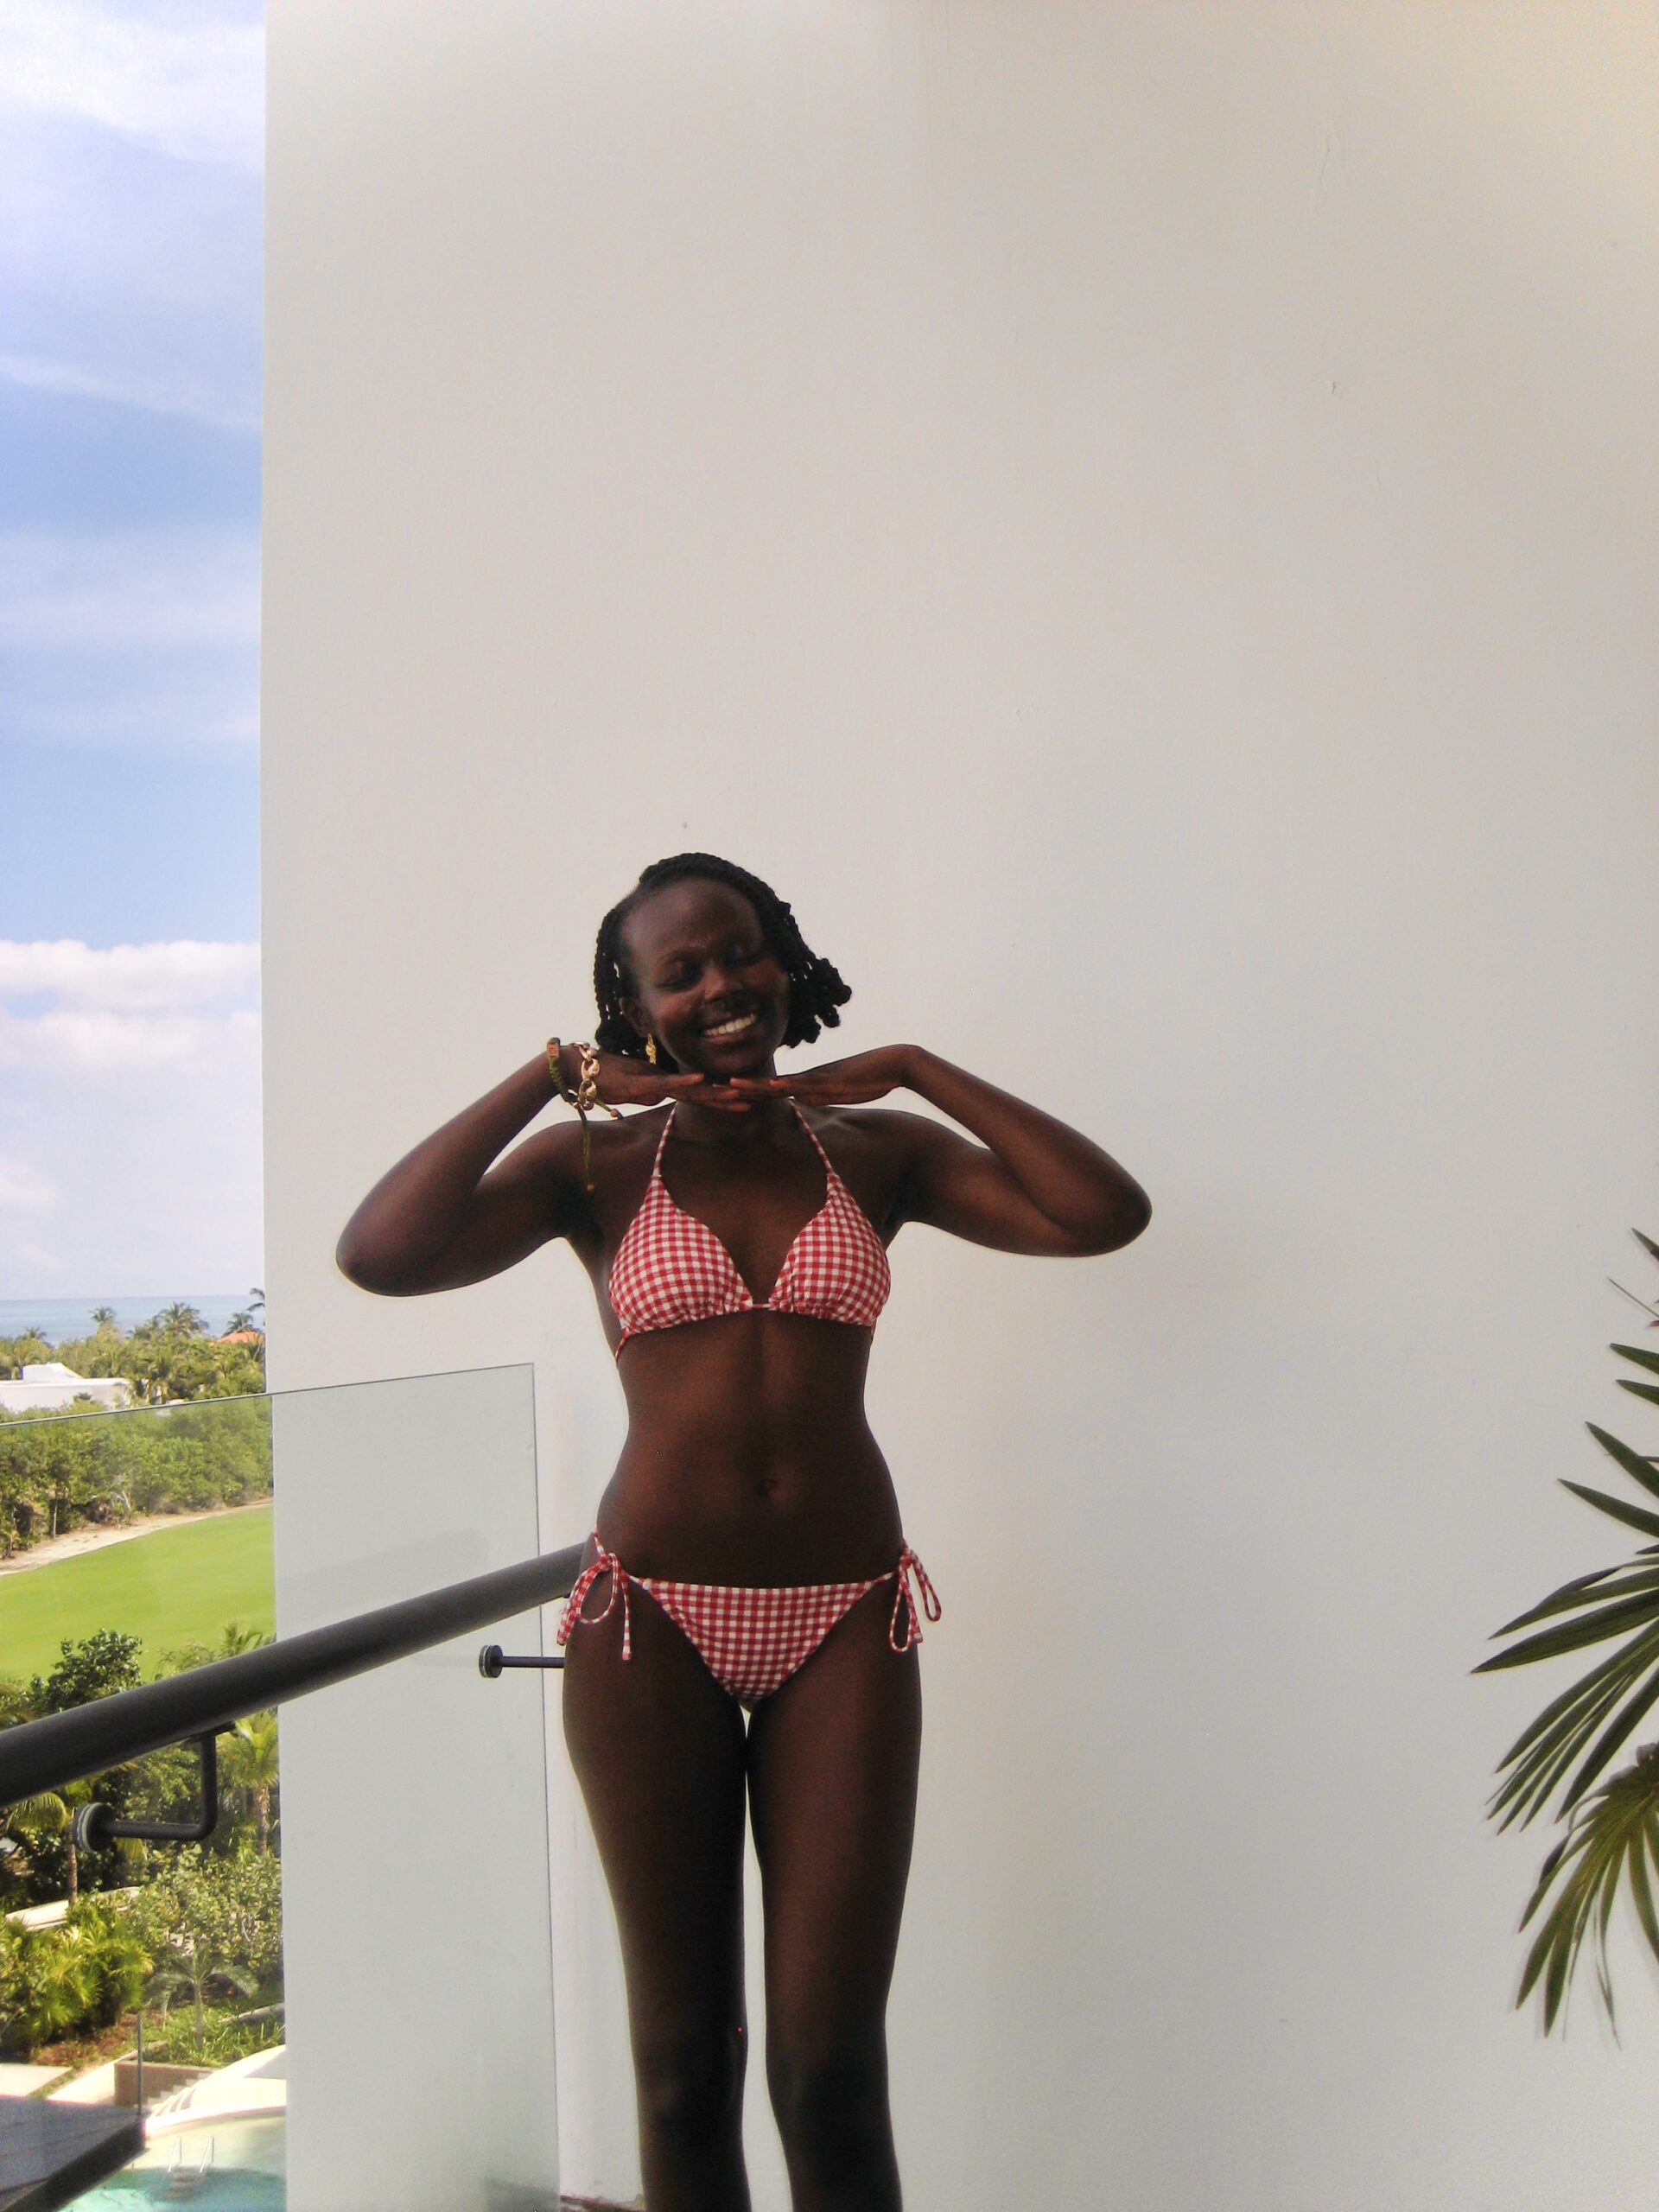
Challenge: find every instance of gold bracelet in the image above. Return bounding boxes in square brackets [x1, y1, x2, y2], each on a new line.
[571, 1040, 620, 1195]
[577, 1041, 621, 1121]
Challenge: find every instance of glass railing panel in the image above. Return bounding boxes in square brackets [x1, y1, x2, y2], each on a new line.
[268, 1364, 556, 2212]
[0, 1367, 559, 2212]
[0, 1389, 281, 2203]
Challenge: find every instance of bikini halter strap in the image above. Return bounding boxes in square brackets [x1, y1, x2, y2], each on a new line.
[650, 1105, 677, 1178]
[790, 1099, 835, 1173]
[655, 1097, 830, 1174]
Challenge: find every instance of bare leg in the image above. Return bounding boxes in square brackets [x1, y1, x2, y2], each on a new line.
[562, 1569, 753, 2212]
[747, 1581, 922, 2212]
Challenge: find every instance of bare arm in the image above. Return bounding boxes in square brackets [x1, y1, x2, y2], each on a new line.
[335, 1052, 579, 1295]
[337, 1045, 743, 1295]
[736, 1045, 1151, 1256]
[891, 1048, 1150, 1254]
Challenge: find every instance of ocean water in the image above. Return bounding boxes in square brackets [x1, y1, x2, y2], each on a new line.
[0, 1295, 254, 1345]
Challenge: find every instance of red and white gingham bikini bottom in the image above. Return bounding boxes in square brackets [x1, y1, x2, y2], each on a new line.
[556, 1532, 941, 1708]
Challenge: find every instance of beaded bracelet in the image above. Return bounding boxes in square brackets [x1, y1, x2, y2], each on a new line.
[556, 1039, 620, 1193]
[545, 1038, 575, 1105]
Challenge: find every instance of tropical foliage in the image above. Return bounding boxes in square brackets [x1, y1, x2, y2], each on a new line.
[0, 1853, 283, 2062]
[1478, 1227, 1659, 2031]
[0, 1900, 150, 2056]
[0, 1393, 270, 1560]
[4, 1634, 146, 1907]
[0, 1299, 265, 1406]
[1, 1631, 279, 1911]
[0, 1633, 283, 2063]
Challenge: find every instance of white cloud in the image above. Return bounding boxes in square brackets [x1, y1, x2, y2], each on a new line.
[0, 940, 259, 1012]
[0, 1007, 248, 1074]
[0, 2, 263, 172]
[0, 942, 259, 1072]
[0, 950, 262, 1292]
[0, 350, 258, 432]
[0, 530, 259, 652]
[0, 1155, 55, 1213]
[0, 1029, 261, 1294]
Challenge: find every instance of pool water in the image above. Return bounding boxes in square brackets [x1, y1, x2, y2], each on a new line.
[67, 2115, 284, 2208]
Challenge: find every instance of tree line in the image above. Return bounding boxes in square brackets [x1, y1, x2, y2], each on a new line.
[0, 1300, 265, 1407]
[0, 1323, 270, 1559]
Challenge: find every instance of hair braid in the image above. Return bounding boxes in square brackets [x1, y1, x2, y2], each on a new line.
[593, 854, 851, 1070]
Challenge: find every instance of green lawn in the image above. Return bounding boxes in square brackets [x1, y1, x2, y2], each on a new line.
[0, 1506, 274, 1686]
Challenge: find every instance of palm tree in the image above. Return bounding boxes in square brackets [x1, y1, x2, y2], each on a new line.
[147, 1936, 255, 2045]
[216, 1624, 270, 1658]
[1478, 1226, 1659, 2029]
[221, 1713, 279, 1853]
[137, 1342, 177, 1406]
[154, 1303, 207, 1338]
[89, 1307, 118, 1336]
[6, 1781, 99, 1906]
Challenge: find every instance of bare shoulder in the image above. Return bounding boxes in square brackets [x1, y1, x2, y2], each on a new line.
[570, 1103, 673, 1210]
[810, 1106, 966, 1196]
[830, 1106, 963, 1158]
[490, 1106, 666, 1209]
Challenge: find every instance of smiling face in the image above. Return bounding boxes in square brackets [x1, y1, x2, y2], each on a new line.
[618, 877, 792, 1076]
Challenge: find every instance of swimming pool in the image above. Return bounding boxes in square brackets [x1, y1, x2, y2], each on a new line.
[65, 2114, 284, 2208]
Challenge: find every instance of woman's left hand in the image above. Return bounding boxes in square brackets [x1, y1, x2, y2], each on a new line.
[730, 1046, 915, 1106]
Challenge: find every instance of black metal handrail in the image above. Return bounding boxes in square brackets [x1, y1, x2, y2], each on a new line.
[0, 1539, 585, 1807]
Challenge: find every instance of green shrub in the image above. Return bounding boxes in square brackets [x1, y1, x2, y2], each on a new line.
[146, 2005, 283, 2068]
[0, 1904, 150, 2057]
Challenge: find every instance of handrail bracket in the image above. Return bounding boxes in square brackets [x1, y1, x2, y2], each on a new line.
[73, 1732, 221, 1850]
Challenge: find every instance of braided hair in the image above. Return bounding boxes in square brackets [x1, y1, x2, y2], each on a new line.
[594, 855, 851, 1071]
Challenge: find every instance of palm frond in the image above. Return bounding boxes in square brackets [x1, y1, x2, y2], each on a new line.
[1586, 1423, 1659, 1500]
[1605, 1278, 1659, 1322]
[1557, 1480, 1659, 1541]
[1514, 1746, 1659, 2033]
[1488, 1564, 1659, 1640]
[1559, 1669, 1659, 1815]
[1477, 1592, 1659, 1672]
[1490, 1230, 1659, 2024]
[1625, 1818, 1659, 1966]
[1486, 1619, 1659, 1777]
[1488, 1644, 1659, 1829]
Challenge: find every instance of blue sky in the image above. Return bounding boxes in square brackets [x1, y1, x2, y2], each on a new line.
[0, 0, 263, 1296]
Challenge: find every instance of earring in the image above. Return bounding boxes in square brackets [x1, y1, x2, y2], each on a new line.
[644, 1035, 659, 1067]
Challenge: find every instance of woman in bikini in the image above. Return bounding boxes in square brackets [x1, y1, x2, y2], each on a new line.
[336, 852, 1151, 2212]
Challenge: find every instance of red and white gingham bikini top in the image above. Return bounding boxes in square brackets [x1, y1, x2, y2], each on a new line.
[608, 1103, 891, 1355]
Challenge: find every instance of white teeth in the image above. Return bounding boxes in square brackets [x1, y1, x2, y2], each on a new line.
[706, 1014, 757, 1038]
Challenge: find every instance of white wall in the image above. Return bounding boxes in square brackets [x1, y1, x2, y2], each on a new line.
[263, 6, 1659, 2207]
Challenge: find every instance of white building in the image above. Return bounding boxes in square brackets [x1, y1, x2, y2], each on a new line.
[0, 1363, 132, 1414]
[263, 10, 1659, 2209]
